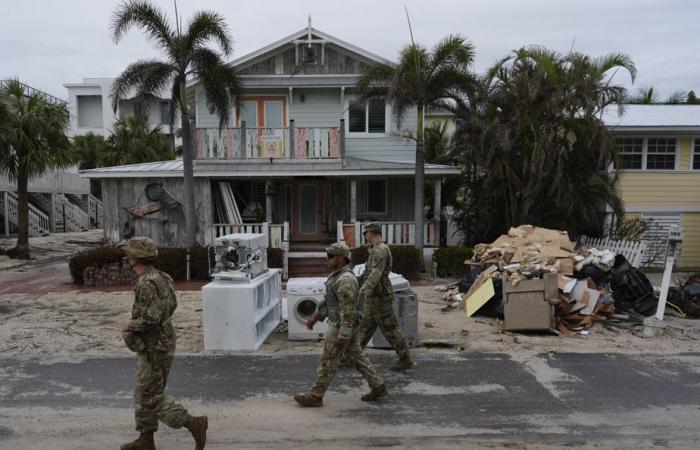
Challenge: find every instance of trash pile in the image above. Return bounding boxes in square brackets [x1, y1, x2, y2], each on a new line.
[438, 225, 664, 336]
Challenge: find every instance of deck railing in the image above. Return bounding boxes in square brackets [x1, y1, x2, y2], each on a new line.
[338, 220, 439, 248]
[196, 120, 344, 160]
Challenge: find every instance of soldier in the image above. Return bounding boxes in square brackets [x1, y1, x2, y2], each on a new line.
[356, 222, 413, 370]
[294, 243, 387, 407]
[118, 237, 208, 450]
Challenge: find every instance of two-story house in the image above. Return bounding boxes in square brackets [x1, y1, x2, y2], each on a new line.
[604, 104, 700, 268]
[80, 25, 459, 273]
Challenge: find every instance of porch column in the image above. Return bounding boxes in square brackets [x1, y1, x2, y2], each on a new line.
[265, 180, 274, 223]
[240, 120, 247, 160]
[434, 176, 442, 247]
[289, 119, 296, 159]
[350, 178, 357, 223]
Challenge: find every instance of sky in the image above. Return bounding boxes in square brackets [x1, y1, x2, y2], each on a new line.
[1, 0, 698, 100]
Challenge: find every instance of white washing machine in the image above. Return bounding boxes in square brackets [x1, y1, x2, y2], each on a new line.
[287, 277, 328, 340]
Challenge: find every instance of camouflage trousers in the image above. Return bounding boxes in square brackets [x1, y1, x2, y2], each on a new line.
[310, 325, 384, 397]
[356, 295, 411, 360]
[134, 351, 191, 432]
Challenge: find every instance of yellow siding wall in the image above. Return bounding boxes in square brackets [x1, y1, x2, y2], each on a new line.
[618, 172, 700, 209]
[681, 213, 700, 268]
[679, 136, 692, 170]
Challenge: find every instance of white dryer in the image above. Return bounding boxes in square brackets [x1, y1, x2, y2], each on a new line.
[287, 277, 328, 340]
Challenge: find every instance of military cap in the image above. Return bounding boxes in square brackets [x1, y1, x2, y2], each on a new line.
[117, 236, 158, 259]
[325, 242, 350, 259]
[363, 222, 382, 235]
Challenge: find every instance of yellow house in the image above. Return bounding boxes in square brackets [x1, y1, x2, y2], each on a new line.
[604, 104, 700, 268]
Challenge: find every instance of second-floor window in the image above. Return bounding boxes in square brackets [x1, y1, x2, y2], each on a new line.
[615, 137, 677, 170]
[348, 100, 386, 134]
[160, 100, 172, 125]
[693, 139, 700, 170]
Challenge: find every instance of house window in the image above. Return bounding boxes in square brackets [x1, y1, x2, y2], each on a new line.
[366, 180, 386, 213]
[693, 139, 700, 170]
[348, 100, 386, 134]
[77, 95, 103, 128]
[160, 100, 172, 125]
[616, 138, 643, 170]
[646, 138, 676, 170]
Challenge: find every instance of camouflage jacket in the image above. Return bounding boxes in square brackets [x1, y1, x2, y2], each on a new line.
[316, 265, 359, 340]
[125, 265, 178, 353]
[358, 242, 393, 298]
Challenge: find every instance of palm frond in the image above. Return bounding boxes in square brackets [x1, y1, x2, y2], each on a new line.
[110, 59, 176, 112]
[185, 10, 233, 55]
[190, 48, 240, 129]
[111, 0, 174, 49]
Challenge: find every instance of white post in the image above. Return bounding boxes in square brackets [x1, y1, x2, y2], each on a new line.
[262, 222, 270, 248]
[3, 191, 9, 237]
[434, 177, 442, 247]
[337, 220, 344, 243]
[655, 244, 676, 321]
[350, 178, 357, 223]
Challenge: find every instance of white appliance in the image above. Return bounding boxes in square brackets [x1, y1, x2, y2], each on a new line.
[202, 268, 282, 351]
[212, 233, 268, 281]
[287, 277, 328, 340]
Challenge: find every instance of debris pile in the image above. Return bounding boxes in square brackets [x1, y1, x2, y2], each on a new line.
[437, 225, 666, 336]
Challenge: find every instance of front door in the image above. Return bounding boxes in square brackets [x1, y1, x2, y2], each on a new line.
[291, 181, 324, 241]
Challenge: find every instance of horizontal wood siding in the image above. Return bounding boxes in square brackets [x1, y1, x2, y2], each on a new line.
[618, 172, 700, 209]
[101, 178, 211, 247]
[289, 89, 341, 127]
[681, 213, 700, 268]
[345, 107, 418, 162]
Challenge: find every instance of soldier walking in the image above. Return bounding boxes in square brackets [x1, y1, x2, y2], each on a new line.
[356, 223, 413, 370]
[294, 243, 388, 407]
[118, 237, 208, 450]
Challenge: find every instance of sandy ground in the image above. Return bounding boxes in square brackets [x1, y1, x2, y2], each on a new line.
[1, 283, 698, 360]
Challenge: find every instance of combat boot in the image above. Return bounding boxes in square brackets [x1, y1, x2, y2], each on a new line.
[389, 355, 413, 371]
[294, 392, 323, 407]
[185, 415, 208, 450]
[361, 384, 388, 402]
[120, 432, 155, 450]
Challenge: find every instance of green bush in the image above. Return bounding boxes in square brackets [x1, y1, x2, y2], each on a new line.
[432, 246, 474, 278]
[69, 245, 124, 284]
[351, 245, 421, 280]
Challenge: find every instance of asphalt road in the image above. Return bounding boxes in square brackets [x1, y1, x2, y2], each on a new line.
[0, 352, 698, 449]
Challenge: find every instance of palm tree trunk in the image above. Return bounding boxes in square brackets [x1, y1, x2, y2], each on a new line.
[180, 81, 197, 247]
[13, 170, 31, 259]
[414, 106, 425, 264]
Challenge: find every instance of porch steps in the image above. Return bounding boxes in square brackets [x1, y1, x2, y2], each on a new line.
[288, 256, 331, 278]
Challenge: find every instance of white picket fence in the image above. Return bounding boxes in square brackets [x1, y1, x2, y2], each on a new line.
[337, 220, 439, 248]
[580, 235, 647, 268]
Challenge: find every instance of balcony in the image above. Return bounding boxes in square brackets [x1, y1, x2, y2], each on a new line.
[196, 119, 344, 160]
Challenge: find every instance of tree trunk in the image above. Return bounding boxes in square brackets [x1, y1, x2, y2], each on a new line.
[180, 81, 197, 247]
[12, 170, 31, 259]
[414, 106, 425, 265]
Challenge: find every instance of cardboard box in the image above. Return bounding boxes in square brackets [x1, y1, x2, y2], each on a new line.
[503, 273, 557, 332]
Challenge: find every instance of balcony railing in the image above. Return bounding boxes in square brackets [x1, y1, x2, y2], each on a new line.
[196, 119, 344, 160]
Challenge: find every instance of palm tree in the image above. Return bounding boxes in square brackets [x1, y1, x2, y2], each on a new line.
[73, 132, 110, 171]
[106, 114, 173, 166]
[355, 36, 474, 257]
[0, 79, 74, 258]
[110, 0, 239, 246]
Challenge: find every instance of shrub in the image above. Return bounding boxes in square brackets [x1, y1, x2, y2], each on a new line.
[351, 245, 421, 280]
[69, 245, 123, 284]
[433, 246, 474, 278]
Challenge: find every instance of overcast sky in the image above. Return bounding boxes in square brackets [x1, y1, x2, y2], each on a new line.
[2, 0, 698, 100]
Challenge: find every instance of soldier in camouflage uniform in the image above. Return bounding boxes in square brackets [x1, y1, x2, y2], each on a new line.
[356, 222, 413, 371]
[118, 237, 208, 450]
[294, 243, 387, 407]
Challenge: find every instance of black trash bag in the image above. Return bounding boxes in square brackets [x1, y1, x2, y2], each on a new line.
[573, 263, 609, 285]
[610, 255, 658, 316]
[458, 264, 488, 293]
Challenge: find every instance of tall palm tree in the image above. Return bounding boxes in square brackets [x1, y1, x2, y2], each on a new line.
[0, 79, 74, 258]
[355, 36, 474, 257]
[110, 0, 239, 246]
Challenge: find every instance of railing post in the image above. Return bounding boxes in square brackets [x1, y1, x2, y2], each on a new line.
[434, 176, 442, 247]
[262, 221, 270, 246]
[340, 118, 346, 167]
[337, 220, 344, 244]
[350, 178, 357, 223]
[289, 119, 295, 159]
[240, 120, 247, 160]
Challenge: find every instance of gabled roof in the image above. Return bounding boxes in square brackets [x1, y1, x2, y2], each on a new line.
[228, 26, 391, 69]
[79, 158, 459, 178]
[602, 104, 700, 131]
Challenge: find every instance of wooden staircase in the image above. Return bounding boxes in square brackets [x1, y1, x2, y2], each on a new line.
[1, 191, 51, 236]
[287, 242, 331, 278]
